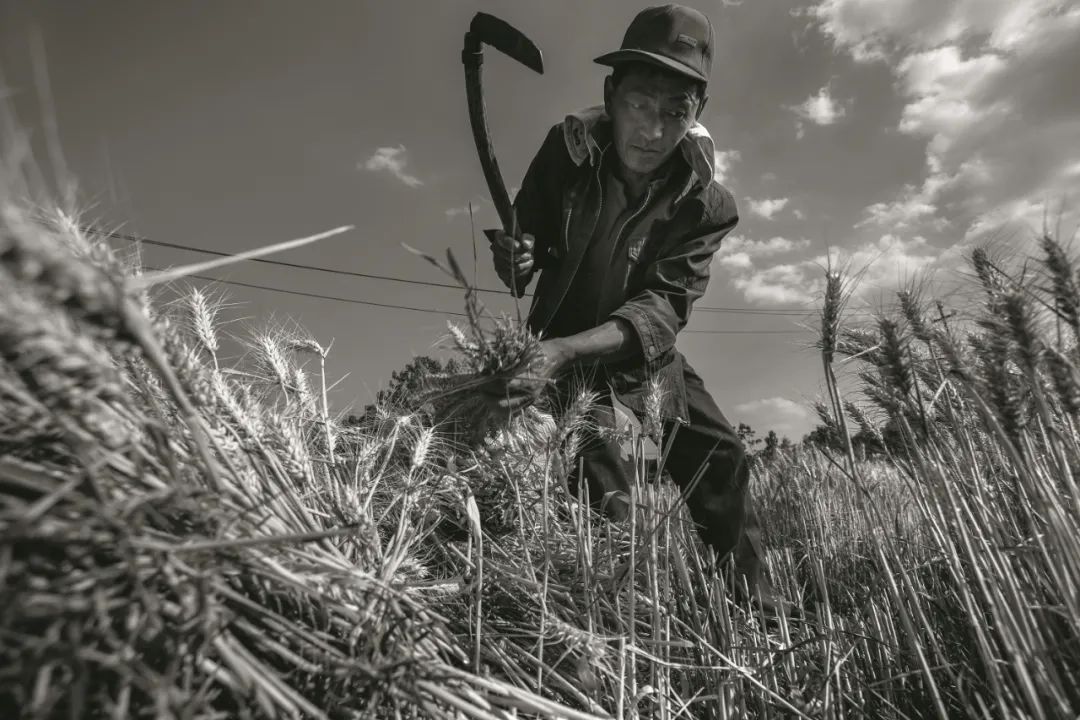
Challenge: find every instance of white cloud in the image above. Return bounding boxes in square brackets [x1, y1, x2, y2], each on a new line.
[720, 234, 810, 258]
[858, 180, 940, 229]
[806, 0, 942, 61]
[810, 0, 1080, 240]
[715, 234, 941, 306]
[964, 197, 1058, 240]
[735, 396, 811, 417]
[896, 46, 1009, 157]
[734, 263, 820, 305]
[717, 252, 753, 270]
[816, 234, 940, 290]
[362, 145, 423, 188]
[712, 235, 813, 281]
[807, 0, 1076, 59]
[790, 85, 847, 127]
[746, 197, 791, 220]
[713, 149, 741, 184]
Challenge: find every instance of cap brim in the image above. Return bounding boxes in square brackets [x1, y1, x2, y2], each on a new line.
[593, 49, 707, 83]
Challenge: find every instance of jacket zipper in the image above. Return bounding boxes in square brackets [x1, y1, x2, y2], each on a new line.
[544, 151, 606, 333]
[562, 150, 606, 254]
[613, 185, 654, 285]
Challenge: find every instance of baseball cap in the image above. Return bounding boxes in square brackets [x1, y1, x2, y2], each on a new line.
[593, 4, 714, 84]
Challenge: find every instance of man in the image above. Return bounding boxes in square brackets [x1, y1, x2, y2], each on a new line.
[486, 4, 777, 603]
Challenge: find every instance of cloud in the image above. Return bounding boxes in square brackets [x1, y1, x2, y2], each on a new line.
[822, 233, 940, 290]
[719, 234, 810, 258]
[717, 252, 753, 270]
[804, 0, 939, 62]
[746, 197, 791, 219]
[808, 0, 1080, 240]
[733, 396, 813, 437]
[858, 178, 941, 229]
[712, 234, 813, 282]
[362, 145, 423, 188]
[896, 46, 1009, 158]
[715, 234, 941, 306]
[733, 263, 821, 305]
[963, 197, 1060, 241]
[807, 0, 1074, 59]
[790, 85, 847, 128]
[735, 396, 811, 417]
[713, 149, 741, 184]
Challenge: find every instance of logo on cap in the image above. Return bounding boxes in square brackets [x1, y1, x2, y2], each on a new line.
[676, 33, 698, 48]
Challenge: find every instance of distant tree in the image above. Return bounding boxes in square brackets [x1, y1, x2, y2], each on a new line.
[802, 422, 845, 453]
[738, 423, 797, 466]
[760, 430, 780, 463]
[736, 423, 762, 452]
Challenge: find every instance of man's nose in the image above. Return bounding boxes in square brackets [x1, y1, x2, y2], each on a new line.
[640, 115, 664, 141]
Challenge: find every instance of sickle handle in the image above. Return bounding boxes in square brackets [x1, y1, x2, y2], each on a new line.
[463, 35, 516, 235]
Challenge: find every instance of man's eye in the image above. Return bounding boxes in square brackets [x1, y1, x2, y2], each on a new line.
[667, 111, 687, 119]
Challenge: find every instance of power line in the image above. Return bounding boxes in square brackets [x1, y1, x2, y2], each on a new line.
[102, 228, 478, 293]
[96, 227, 845, 317]
[145, 267, 466, 317]
[685, 328, 808, 335]
[156, 267, 809, 334]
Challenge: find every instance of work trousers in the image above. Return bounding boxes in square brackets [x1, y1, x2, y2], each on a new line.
[566, 361, 765, 592]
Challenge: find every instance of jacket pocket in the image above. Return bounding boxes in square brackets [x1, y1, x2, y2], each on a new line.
[625, 235, 647, 287]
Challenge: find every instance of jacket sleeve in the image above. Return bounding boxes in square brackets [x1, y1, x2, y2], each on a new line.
[484, 123, 565, 289]
[609, 187, 739, 366]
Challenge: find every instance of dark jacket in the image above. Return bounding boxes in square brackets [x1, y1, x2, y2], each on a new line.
[511, 106, 740, 424]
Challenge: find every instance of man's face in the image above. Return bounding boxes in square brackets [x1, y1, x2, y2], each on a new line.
[605, 67, 703, 178]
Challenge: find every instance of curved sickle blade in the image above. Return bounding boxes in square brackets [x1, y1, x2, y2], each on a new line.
[469, 12, 544, 74]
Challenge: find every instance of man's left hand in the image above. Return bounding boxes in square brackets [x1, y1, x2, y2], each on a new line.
[482, 338, 573, 413]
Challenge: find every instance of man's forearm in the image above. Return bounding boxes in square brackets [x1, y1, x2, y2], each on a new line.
[555, 318, 642, 366]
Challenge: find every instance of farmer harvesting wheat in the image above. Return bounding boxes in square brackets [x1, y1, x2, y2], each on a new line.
[483, 5, 784, 607]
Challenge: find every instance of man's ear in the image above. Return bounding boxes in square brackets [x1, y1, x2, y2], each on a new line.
[696, 94, 709, 120]
[603, 75, 615, 116]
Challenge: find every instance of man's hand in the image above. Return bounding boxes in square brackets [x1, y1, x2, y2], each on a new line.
[489, 229, 535, 290]
[482, 338, 572, 413]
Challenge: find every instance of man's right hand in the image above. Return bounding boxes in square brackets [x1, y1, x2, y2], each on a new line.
[489, 229, 535, 290]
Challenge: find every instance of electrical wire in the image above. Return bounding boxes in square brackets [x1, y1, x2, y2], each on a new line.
[149, 266, 809, 334]
[96, 227, 843, 317]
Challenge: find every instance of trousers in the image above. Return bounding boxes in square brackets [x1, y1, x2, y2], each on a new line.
[566, 360, 766, 592]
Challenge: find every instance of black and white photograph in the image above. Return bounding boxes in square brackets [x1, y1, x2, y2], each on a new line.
[1, 1, 1079, 717]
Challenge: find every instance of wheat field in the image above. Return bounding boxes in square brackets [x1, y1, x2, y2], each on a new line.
[2, 143, 1079, 718]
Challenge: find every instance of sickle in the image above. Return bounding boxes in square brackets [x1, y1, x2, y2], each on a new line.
[462, 12, 544, 297]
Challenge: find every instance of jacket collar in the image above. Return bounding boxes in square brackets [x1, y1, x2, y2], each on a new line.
[562, 105, 716, 187]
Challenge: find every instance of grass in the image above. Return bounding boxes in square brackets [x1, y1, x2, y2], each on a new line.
[2, 146, 1079, 717]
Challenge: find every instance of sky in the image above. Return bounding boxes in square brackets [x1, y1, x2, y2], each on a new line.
[2, 0, 1078, 440]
